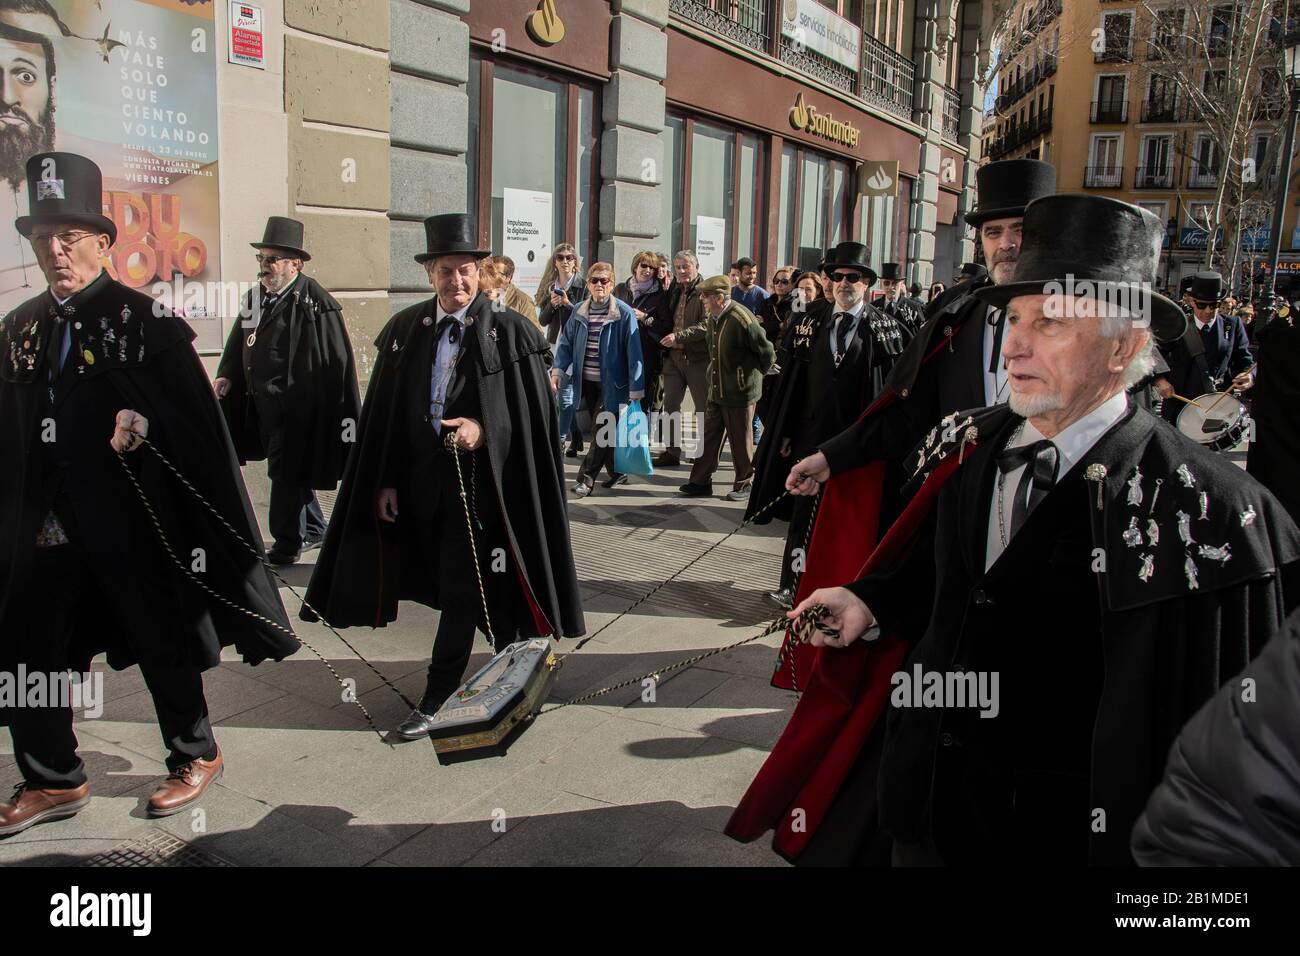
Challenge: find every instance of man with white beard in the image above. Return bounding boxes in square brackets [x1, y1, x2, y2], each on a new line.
[728, 195, 1300, 866]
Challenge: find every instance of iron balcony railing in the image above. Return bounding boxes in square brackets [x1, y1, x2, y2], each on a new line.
[1187, 167, 1220, 188]
[1141, 98, 1182, 123]
[942, 85, 962, 140]
[669, 0, 767, 53]
[1091, 99, 1129, 123]
[1084, 165, 1123, 188]
[1134, 165, 1176, 188]
[861, 31, 917, 122]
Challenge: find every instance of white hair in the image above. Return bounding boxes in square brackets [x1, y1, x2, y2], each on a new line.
[673, 250, 698, 267]
[1095, 302, 1156, 389]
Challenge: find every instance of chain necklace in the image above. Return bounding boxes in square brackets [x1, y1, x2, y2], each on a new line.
[996, 420, 1027, 549]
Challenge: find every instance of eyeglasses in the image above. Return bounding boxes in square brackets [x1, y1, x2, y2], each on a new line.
[30, 231, 95, 251]
[556, 254, 576, 262]
[830, 272, 864, 284]
[588, 276, 612, 286]
[254, 254, 287, 266]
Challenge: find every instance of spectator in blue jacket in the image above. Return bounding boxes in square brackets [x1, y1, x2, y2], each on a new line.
[552, 261, 646, 497]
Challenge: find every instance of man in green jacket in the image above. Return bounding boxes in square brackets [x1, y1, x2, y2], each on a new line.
[663, 274, 775, 500]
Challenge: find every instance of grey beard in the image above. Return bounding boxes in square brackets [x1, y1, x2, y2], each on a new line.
[1008, 389, 1063, 417]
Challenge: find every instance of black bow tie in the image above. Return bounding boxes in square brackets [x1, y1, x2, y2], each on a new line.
[436, 315, 462, 344]
[997, 438, 1059, 541]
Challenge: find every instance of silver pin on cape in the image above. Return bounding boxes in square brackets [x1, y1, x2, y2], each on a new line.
[1199, 492, 1209, 521]
[1197, 542, 1232, 565]
[1123, 516, 1143, 548]
[422, 315, 433, 326]
[1184, 554, 1199, 590]
[1149, 477, 1163, 513]
[1177, 510, 1194, 546]
[1240, 506, 1257, 527]
[1126, 467, 1143, 507]
[1146, 519, 1159, 546]
[1085, 463, 1107, 510]
[1176, 464, 1195, 488]
[1138, 553, 1154, 583]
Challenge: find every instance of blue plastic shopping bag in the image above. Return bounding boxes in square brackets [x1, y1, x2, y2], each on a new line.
[613, 400, 654, 476]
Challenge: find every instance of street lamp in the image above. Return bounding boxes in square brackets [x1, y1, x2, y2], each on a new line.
[1264, 37, 1300, 310]
[1164, 216, 1178, 291]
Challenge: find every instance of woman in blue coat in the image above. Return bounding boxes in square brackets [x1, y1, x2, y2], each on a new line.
[551, 261, 645, 496]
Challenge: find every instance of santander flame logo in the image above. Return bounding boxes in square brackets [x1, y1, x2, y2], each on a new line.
[866, 167, 893, 191]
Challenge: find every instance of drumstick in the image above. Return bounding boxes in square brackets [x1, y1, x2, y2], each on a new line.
[1167, 393, 1207, 408]
[1202, 362, 1258, 416]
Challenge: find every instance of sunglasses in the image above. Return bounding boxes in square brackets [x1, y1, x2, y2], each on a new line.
[830, 272, 864, 284]
[1192, 299, 1218, 308]
[588, 276, 612, 286]
[254, 254, 288, 266]
[772, 277, 791, 285]
[556, 254, 576, 262]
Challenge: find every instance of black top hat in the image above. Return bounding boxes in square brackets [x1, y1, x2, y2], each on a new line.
[974, 194, 1186, 342]
[15, 152, 116, 243]
[819, 241, 877, 286]
[1187, 271, 1225, 303]
[960, 262, 988, 279]
[879, 262, 902, 281]
[415, 213, 491, 264]
[965, 159, 1057, 228]
[251, 216, 310, 261]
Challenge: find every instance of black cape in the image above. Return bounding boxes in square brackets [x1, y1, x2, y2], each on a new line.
[303, 293, 584, 638]
[747, 299, 907, 524]
[0, 273, 297, 695]
[806, 402, 1300, 865]
[216, 274, 361, 489]
[1247, 313, 1300, 523]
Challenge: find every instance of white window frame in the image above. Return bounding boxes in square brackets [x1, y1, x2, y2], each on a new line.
[1148, 7, 1185, 54]
[1136, 200, 1168, 222]
[1100, 10, 1136, 60]
[1191, 132, 1219, 179]
[1186, 200, 1214, 230]
[1137, 133, 1174, 187]
[1088, 132, 1125, 187]
[1093, 72, 1129, 122]
[1143, 72, 1178, 117]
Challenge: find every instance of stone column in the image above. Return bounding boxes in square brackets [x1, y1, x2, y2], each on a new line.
[387, 0, 471, 325]
[283, 0, 393, 385]
[954, 0, 985, 270]
[600, 0, 669, 271]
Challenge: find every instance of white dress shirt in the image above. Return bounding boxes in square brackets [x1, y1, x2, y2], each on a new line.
[982, 305, 1009, 406]
[984, 390, 1129, 571]
[828, 298, 866, 360]
[429, 301, 471, 435]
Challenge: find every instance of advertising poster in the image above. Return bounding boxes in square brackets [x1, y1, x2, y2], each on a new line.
[695, 215, 726, 277]
[0, 0, 222, 349]
[502, 187, 552, 296]
[780, 0, 862, 72]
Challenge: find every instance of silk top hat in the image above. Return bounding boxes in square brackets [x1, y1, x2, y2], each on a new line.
[819, 241, 878, 286]
[1187, 271, 1225, 303]
[965, 158, 1057, 228]
[974, 194, 1187, 343]
[251, 216, 310, 261]
[15, 152, 116, 244]
[415, 213, 491, 264]
[879, 262, 903, 281]
[960, 262, 988, 279]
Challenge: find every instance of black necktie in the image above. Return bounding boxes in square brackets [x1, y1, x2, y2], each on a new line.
[996, 439, 1059, 540]
[834, 312, 853, 358]
[436, 316, 461, 345]
[987, 308, 1005, 374]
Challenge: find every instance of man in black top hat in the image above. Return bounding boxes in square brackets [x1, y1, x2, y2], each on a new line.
[214, 217, 361, 564]
[877, 262, 925, 335]
[1154, 271, 1254, 423]
[0, 153, 298, 837]
[304, 213, 584, 740]
[746, 242, 909, 607]
[734, 195, 1300, 866]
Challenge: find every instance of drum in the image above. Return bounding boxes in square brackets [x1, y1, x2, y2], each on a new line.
[1176, 391, 1252, 452]
[426, 638, 560, 764]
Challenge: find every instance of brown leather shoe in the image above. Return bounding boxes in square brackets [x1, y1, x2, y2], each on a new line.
[0, 781, 90, 837]
[147, 747, 223, 817]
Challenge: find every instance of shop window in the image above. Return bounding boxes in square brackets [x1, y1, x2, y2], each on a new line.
[660, 116, 686, 258]
[777, 144, 797, 266]
[689, 121, 736, 272]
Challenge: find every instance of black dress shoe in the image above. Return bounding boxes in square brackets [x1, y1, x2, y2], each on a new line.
[565, 444, 582, 458]
[678, 482, 713, 497]
[655, 452, 680, 467]
[602, 473, 630, 488]
[267, 550, 300, 566]
[301, 535, 324, 552]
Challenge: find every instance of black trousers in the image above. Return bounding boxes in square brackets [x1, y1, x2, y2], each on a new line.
[254, 393, 326, 555]
[6, 545, 215, 790]
[417, 454, 520, 713]
[779, 494, 819, 591]
[576, 378, 618, 483]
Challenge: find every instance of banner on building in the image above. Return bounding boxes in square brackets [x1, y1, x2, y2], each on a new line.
[695, 215, 726, 277]
[502, 187, 553, 296]
[859, 160, 899, 199]
[0, 0, 223, 349]
[780, 0, 861, 72]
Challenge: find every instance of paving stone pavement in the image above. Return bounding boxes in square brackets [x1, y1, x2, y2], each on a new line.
[0, 418, 797, 867]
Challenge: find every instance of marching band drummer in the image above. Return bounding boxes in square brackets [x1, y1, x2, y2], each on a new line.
[303, 214, 585, 741]
[1154, 271, 1254, 423]
[0, 153, 299, 837]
